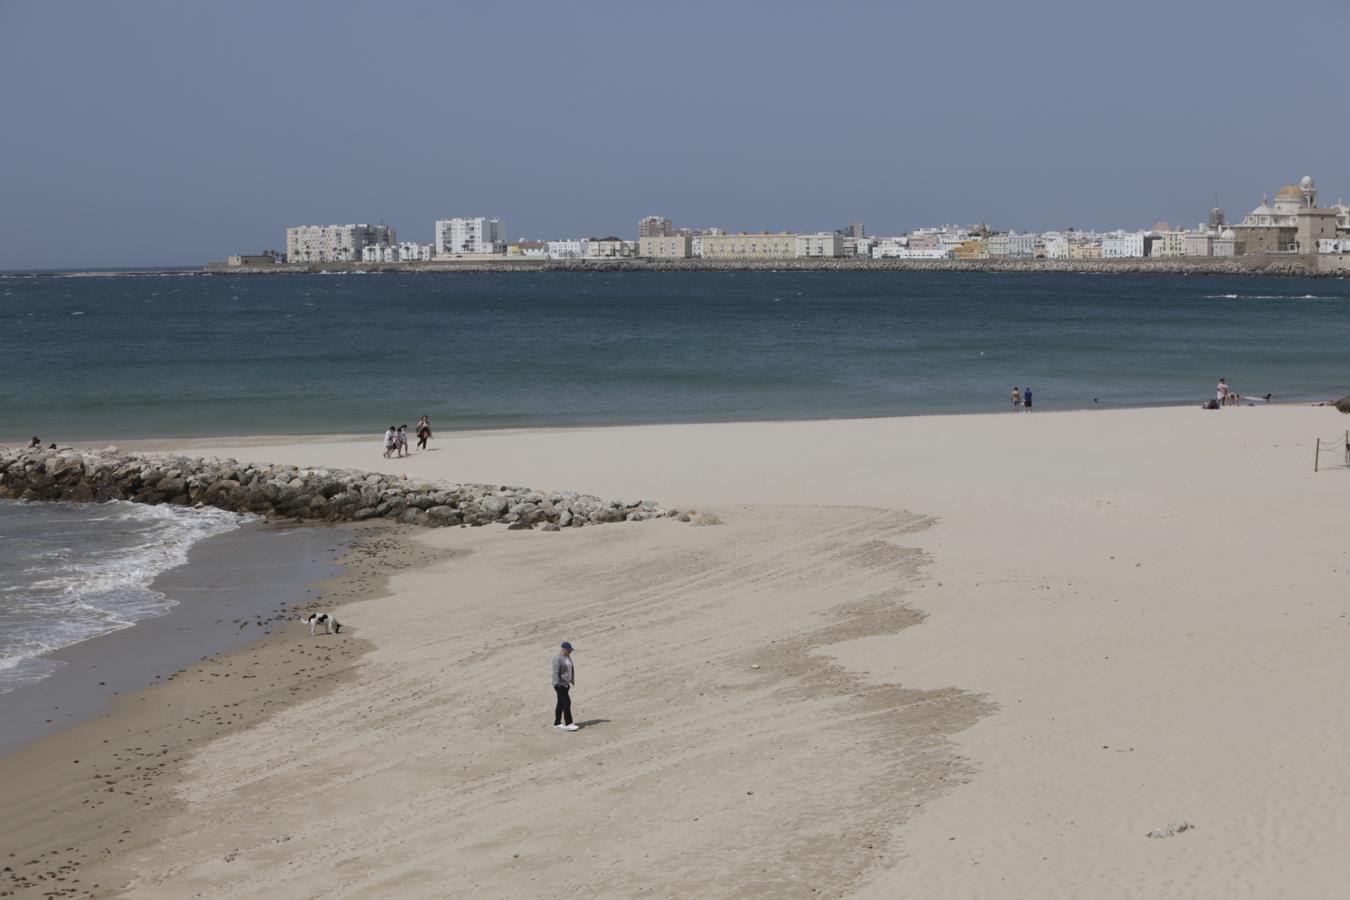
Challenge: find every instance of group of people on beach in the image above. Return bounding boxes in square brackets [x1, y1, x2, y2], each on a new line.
[383, 416, 432, 458]
[26, 436, 57, 450]
[1010, 386, 1034, 412]
[1206, 378, 1271, 409]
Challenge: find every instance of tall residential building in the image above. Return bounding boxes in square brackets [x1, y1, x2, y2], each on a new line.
[286, 224, 395, 263]
[434, 217, 506, 256]
[638, 215, 674, 239]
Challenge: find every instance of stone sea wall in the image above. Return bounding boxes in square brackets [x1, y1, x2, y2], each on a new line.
[0, 447, 688, 530]
[205, 255, 1330, 278]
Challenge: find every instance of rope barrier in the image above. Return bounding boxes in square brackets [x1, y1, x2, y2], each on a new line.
[1313, 431, 1350, 472]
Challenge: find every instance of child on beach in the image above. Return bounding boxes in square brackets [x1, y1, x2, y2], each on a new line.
[397, 425, 409, 458]
[383, 426, 397, 459]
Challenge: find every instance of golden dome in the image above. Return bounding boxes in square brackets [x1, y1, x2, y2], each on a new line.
[1275, 184, 1304, 200]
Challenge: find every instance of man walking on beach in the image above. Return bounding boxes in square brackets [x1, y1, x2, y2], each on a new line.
[552, 641, 579, 731]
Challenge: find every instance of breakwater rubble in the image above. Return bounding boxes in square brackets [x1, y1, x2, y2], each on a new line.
[0, 446, 689, 529]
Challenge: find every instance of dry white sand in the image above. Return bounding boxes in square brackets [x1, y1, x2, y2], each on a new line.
[108, 405, 1350, 898]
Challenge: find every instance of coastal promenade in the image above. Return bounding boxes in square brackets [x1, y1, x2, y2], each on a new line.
[4, 403, 1348, 898]
[203, 254, 1330, 277]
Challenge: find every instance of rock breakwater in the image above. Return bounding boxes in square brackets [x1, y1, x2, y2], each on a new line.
[0, 447, 688, 529]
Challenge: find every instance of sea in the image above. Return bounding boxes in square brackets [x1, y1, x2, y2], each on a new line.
[0, 500, 248, 694]
[1, 269, 1349, 694]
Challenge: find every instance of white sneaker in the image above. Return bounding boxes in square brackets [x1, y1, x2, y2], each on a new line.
[563, 724, 579, 731]
[554, 723, 565, 729]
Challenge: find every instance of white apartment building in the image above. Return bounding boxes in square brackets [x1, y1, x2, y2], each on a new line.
[286, 224, 395, 263]
[850, 237, 876, 257]
[434, 217, 506, 256]
[794, 232, 843, 258]
[546, 240, 585, 259]
[361, 245, 396, 263]
[871, 238, 908, 258]
[1007, 233, 1038, 258]
[1041, 232, 1071, 259]
[400, 242, 432, 261]
[1102, 232, 1146, 258]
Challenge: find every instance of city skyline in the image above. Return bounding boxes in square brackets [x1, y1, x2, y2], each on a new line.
[2, 0, 1349, 269]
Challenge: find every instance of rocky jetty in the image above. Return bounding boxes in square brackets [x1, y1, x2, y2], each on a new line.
[0, 446, 688, 529]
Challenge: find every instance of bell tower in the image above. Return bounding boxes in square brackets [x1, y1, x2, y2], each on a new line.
[1300, 175, 1317, 208]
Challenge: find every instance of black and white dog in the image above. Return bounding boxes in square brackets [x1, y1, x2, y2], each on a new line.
[300, 612, 342, 636]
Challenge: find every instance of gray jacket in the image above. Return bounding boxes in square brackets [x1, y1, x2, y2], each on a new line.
[551, 653, 575, 687]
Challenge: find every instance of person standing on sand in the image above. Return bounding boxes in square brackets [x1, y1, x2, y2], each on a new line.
[552, 641, 579, 731]
[1023, 387, 1033, 412]
[1217, 378, 1229, 406]
[383, 425, 396, 459]
[1011, 386, 1021, 412]
[397, 425, 409, 458]
[416, 415, 431, 451]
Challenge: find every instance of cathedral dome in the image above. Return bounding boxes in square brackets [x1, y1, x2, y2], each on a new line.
[1275, 184, 1303, 202]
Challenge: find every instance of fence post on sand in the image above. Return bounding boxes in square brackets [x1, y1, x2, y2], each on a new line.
[1314, 437, 1320, 473]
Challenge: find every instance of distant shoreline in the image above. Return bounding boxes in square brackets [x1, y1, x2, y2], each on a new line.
[3, 256, 1343, 278]
[204, 256, 1339, 277]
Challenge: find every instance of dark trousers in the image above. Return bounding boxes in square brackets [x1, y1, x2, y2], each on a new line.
[553, 685, 572, 726]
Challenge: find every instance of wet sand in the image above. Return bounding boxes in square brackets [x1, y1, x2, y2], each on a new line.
[0, 521, 353, 756]
[0, 524, 450, 899]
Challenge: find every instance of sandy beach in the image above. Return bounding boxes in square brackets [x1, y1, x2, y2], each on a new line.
[6, 403, 1350, 898]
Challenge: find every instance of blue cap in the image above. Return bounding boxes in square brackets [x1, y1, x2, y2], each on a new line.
[560, 641, 574, 650]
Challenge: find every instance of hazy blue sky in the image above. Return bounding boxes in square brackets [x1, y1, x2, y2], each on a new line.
[2, 0, 1348, 269]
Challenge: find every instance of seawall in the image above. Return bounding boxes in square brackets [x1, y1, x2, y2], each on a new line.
[0, 446, 686, 529]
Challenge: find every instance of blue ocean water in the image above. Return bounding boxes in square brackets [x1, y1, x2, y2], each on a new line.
[2, 270, 1349, 440]
[0, 500, 247, 692]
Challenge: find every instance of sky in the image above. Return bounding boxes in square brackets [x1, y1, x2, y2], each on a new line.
[1, 0, 1348, 269]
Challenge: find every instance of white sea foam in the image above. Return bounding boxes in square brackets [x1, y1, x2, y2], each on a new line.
[1204, 293, 1335, 301]
[0, 501, 251, 693]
